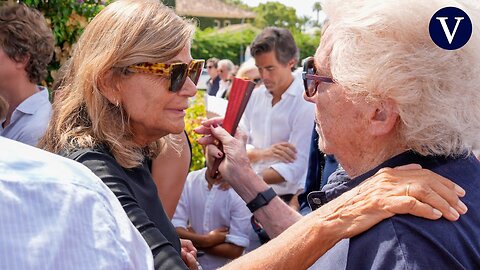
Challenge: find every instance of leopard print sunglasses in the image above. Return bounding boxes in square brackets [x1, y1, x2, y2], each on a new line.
[128, 59, 205, 92]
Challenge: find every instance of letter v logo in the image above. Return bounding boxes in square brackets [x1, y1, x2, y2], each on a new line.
[436, 17, 464, 44]
[429, 7, 472, 50]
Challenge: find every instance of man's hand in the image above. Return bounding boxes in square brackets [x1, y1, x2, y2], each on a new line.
[180, 239, 199, 270]
[265, 142, 297, 163]
[248, 142, 297, 164]
[205, 227, 229, 247]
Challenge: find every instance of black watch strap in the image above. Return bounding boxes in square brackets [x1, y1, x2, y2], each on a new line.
[246, 187, 277, 213]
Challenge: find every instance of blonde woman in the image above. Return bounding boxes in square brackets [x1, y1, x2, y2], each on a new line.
[39, 0, 203, 269]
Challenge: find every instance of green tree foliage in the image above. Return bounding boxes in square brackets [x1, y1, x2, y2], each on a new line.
[293, 31, 321, 63]
[192, 27, 320, 66]
[313, 2, 322, 26]
[21, 0, 111, 85]
[253, 2, 300, 32]
[298, 15, 312, 32]
[191, 27, 259, 64]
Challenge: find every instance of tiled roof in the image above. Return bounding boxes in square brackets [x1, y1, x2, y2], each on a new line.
[176, 0, 256, 19]
[213, 23, 261, 34]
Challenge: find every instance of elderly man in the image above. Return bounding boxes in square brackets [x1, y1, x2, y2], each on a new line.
[196, 0, 479, 269]
[216, 59, 235, 99]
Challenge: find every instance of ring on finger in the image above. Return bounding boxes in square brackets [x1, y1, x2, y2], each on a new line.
[406, 184, 411, 197]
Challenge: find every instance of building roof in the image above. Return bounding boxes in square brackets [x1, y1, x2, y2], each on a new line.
[213, 23, 260, 34]
[176, 0, 256, 19]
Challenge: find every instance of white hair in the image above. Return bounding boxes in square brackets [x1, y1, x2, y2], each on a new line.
[320, 0, 480, 156]
[236, 58, 257, 79]
[217, 59, 234, 71]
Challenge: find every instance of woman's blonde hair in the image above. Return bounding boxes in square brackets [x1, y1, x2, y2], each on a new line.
[321, 0, 480, 156]
[39, 0, 195, 168]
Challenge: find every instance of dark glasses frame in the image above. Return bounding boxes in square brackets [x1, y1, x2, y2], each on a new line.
[302, 56, 334, 97]
[128, 59, 205, 92]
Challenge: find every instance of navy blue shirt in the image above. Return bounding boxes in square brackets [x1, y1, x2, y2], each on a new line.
[206, 76, 220, 96]
[298, 125, 325, 211]
[312, 151, 480, 270]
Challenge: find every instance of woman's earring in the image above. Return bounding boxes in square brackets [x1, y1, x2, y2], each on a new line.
[115, 100, 119, 107]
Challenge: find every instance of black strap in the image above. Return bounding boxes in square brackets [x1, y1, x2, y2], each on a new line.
[246, 187, 277, 213]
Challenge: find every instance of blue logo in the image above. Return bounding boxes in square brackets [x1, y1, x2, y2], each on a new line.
[429, 7, 472, 50]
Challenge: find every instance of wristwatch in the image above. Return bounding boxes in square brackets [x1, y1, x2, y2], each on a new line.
[246, 187, 277, 213]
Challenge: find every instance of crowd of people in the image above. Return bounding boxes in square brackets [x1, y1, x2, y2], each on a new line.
[0, 0, 479, 269]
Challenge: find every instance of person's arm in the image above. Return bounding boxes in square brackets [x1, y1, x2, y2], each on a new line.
[221, 163, 469, 270]
[221, 206, 337, 270]
[246, 142, 297, 165]
[202, 243, 245, 260]
[195, 118, 467, 233]
[196, 120, 467, 269]
[175, 227, 228, 248]
[152, 131, 191, 219]
[260, 167, 286, 185]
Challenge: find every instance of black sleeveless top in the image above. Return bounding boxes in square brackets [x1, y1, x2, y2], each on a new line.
[65, 145, 188, 270]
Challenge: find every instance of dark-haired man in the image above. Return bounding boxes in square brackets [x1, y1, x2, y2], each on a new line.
[206, 57, 220, 96]
[240, 27, 314, 205]
[239, 27, 315, 250]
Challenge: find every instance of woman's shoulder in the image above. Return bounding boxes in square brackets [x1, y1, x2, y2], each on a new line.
[62, 144, 127, 180]
[63, 144, 112, 161]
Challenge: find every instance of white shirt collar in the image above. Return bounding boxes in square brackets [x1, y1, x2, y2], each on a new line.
[263, 73, 303, 99]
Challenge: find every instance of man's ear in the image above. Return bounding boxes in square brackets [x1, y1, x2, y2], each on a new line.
[368, 98, 399, 136]
[15, 54, 29, 70]
[98, 70, 121, 105]
[286, 57, 297, 70]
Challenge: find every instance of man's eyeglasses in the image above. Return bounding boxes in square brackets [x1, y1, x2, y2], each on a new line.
[302, 56, 334, 97]
[128, 59, 205, 92]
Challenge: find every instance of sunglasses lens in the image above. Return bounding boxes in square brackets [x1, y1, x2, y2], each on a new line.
[188, 61, 204, 85]
[170, 63, 188, 92]
[307, 80, 317, 97]
[303, 57, 317, 97]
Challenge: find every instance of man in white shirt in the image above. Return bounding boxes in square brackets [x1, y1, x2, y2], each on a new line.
[0, 4, 53, 146]
[172, 158, 251, 270]
[0, 136, 154, 270]
[239, 27, 315, 202]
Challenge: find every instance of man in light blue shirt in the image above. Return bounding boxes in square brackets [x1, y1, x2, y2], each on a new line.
[0, 85, 51, 146]
[0, 136, 154, 269]
[0, 4, 54, 146]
